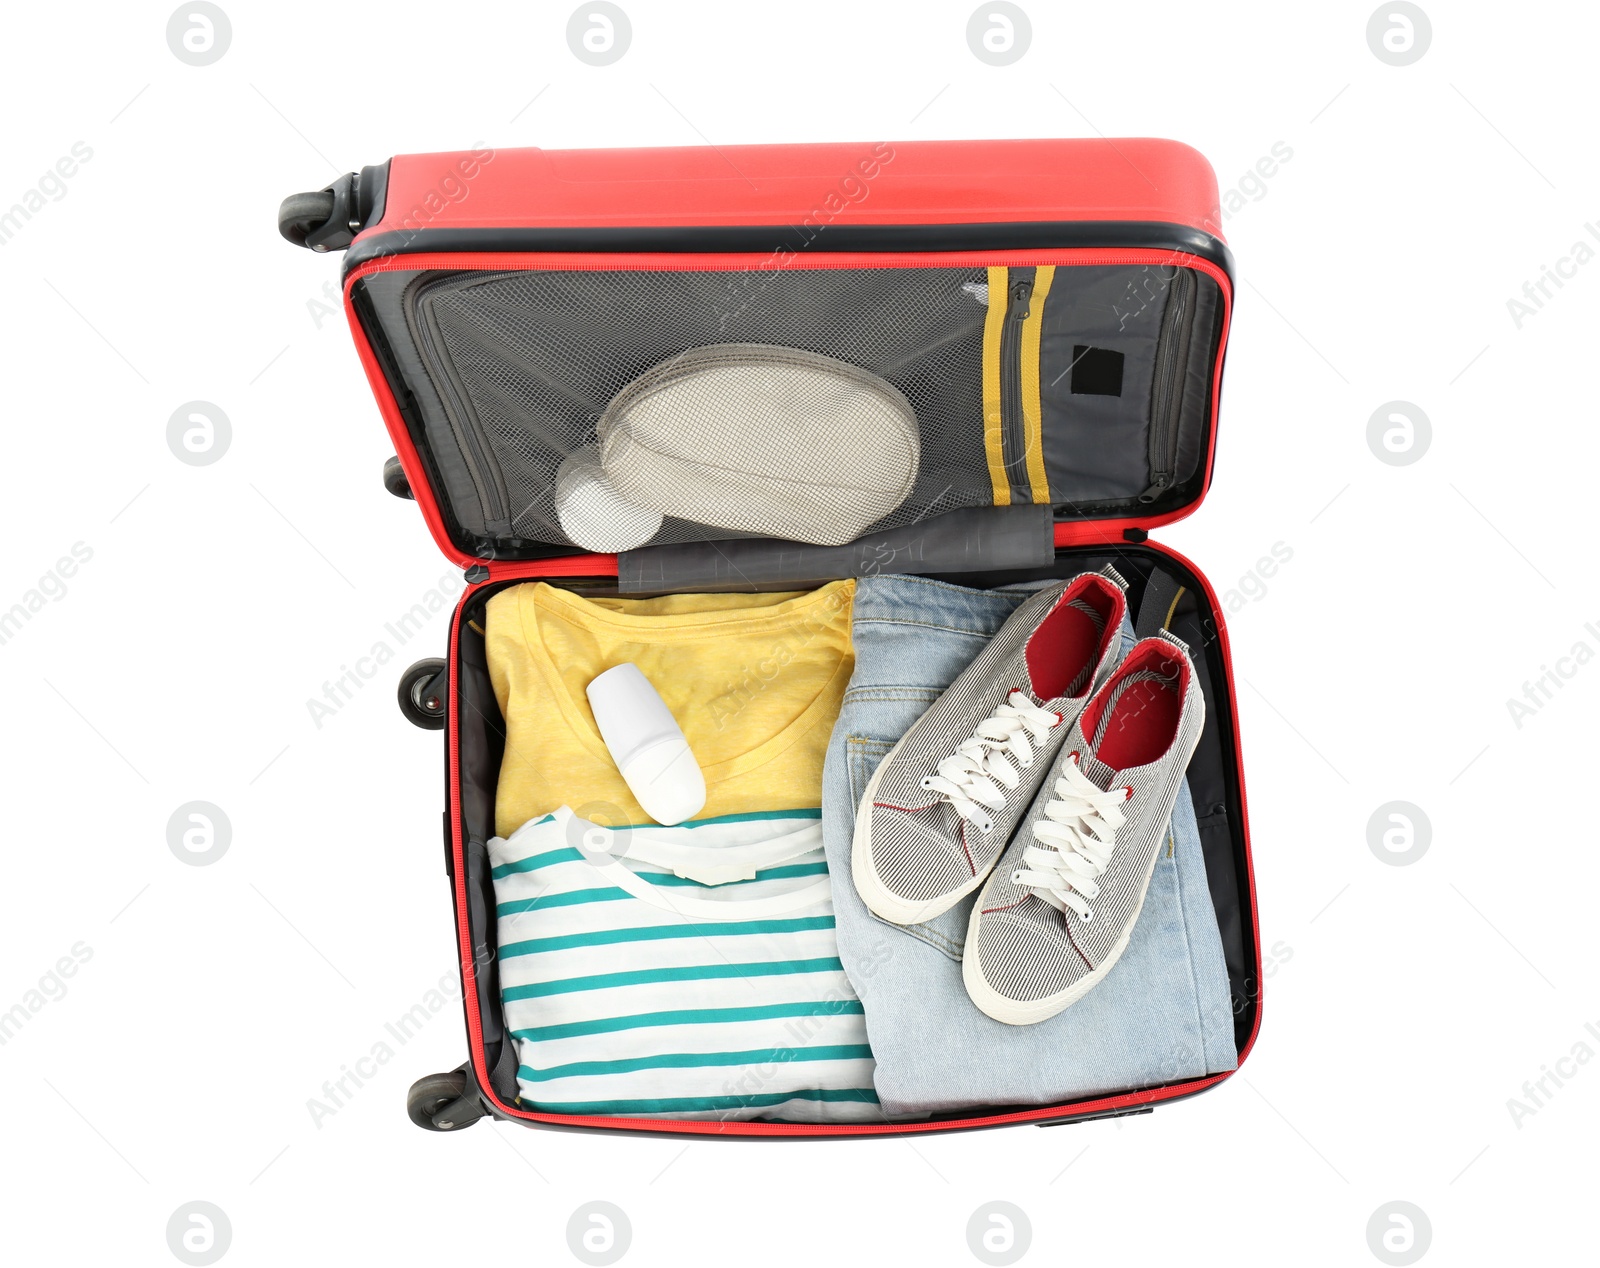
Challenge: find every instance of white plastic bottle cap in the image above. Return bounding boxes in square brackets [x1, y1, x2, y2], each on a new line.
[554, 445, 663, 554]
[585, 663, 706, 826]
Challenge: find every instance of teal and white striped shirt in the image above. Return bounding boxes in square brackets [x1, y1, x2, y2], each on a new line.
[489, 807, 880, 1122]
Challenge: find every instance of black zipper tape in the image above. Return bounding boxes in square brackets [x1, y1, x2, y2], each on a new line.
[1140, 268, 1196, 504]
[404, 274, 513, 534]
[999, 267, 1036, 505]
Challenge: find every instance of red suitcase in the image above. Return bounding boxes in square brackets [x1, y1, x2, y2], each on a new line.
[279, 137, 1261, 1137]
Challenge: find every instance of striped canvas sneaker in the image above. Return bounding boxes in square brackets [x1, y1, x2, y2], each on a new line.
[851, 567, 1128, 926]
[963, 631, 1205, 1025]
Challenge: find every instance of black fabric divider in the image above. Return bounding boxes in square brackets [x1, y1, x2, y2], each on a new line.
[1133, 566, 1186, 642]
[618, 505, 1055, 594]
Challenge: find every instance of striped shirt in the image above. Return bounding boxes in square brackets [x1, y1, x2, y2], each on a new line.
[489, 807, 880, 1122]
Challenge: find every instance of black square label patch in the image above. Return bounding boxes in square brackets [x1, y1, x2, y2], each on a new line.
[1071, 345, 1124, 397]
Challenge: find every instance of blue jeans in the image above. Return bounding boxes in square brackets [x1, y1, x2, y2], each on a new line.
[823, 574, 1237, 1116]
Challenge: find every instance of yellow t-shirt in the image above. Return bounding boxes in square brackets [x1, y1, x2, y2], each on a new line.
[486, 580, 855, 837]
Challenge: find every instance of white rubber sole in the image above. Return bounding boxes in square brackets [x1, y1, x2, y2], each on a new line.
[849, 729, 997, 927]
[961, 839, 1163, 1026]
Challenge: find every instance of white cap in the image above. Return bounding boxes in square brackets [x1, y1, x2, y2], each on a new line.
[554, 446, 663, 553]
[585, 663, 706, 826]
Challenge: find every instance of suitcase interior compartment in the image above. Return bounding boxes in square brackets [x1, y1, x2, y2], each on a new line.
[449, 544, 1258, 1129]
[350, 259, 1226, 561]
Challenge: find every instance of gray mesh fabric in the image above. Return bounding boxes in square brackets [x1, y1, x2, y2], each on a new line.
[406, 266, 993, 549]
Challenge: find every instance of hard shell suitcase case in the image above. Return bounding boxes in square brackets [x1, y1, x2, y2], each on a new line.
[279, 137, 1262, 1137]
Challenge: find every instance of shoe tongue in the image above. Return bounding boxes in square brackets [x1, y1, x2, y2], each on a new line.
[1078, 747, 1117, 791]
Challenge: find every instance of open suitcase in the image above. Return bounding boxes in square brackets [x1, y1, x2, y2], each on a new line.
[278, 137, 1261, 1137]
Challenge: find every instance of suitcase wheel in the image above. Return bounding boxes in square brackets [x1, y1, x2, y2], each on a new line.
[277, 190, 338, 248]
[407, 1070, 486, 1131]
[398, 658, 448, 731]
[383, 455, 414, 500]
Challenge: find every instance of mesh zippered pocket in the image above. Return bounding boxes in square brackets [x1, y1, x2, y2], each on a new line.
[393, 260, 1222, 555]
[405, 266, 997, 550]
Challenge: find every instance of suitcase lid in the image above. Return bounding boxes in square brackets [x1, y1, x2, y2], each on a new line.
[285, 139, 1233, 573]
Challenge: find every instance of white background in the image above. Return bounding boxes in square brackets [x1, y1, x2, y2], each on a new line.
[0, 1, 1593, 1264]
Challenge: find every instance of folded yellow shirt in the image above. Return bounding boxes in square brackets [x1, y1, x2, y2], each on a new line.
[486, 580, 855, 837]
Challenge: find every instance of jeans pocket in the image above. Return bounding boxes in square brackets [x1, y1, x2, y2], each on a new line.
[846, 733, 968, 963]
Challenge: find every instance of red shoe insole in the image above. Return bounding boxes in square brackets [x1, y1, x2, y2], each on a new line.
[1093, 676, 1182, 770]
[1025, 584, 1118, 699]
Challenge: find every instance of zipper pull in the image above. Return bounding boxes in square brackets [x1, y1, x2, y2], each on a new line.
[1137, 474, 1171, 504]
[1008, 278, 1033, 321]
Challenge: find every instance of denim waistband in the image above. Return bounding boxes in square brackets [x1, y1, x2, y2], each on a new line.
[849, 573, 1051, 638]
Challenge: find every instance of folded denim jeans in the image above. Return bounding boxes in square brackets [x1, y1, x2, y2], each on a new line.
[823, 574, 1237, 1116]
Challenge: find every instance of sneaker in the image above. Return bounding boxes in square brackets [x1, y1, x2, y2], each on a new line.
[851, 567, 1128, 926]
[962, 631, 1205, 1025]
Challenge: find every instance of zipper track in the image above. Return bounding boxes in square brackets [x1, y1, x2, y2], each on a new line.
[405, 274, 512, 533]
[351, 247, 1227, 279]
[998, 268, 1036, 505]
[1140, 268, 1196, 504]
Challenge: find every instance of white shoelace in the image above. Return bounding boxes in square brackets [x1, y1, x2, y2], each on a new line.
[1010, 754, 1129, 922]
[919, 691, 1062, 834]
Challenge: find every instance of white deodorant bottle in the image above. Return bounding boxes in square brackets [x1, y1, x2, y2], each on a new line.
[585, 663, 707, 826]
